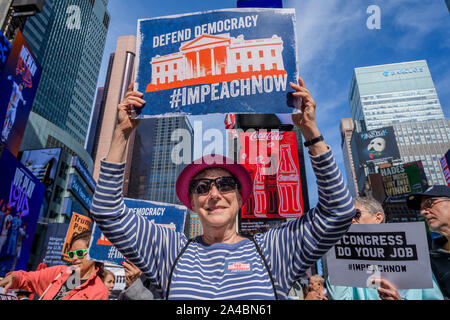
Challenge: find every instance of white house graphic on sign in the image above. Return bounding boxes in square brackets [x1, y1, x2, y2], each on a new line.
[146, 33, 286, 92]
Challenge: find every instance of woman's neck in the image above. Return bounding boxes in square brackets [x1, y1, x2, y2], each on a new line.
[202, 227, 244, 245]
[79, 263, 96, 280]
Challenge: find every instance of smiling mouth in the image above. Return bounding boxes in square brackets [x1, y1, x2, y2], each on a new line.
[208, 207, 227, 213]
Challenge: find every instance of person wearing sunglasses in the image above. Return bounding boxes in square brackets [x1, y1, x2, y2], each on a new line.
[90, 77, 356, 300]
[0, 230, 108, 300]
[407, 185, 450, 299]
[325, 197, 444, 300]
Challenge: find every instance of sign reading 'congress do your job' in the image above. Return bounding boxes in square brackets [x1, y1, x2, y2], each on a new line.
[326, 222, 434, 290]
[134, 8, 298, 117]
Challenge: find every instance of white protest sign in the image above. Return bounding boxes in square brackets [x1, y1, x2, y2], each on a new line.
[0, 287, 18, 300]
[104, 265, 126, 292]
[326, 222, 433, 289]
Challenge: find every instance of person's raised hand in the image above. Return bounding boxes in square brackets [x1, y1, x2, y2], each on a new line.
[116, 82, 146, 138]
[373, 278, 402, 300]
[122, 260, 142, 288]
[289, 77, 317, 134]
[0, 273, 16, 292]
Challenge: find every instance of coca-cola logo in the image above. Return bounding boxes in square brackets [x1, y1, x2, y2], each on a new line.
[250, 131, 284, 142]
[278, 174, 298, 182]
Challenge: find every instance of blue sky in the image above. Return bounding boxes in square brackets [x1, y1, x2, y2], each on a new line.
[96, 0, 450, 206]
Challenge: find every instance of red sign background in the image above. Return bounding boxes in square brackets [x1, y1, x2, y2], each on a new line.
[239, 131, 304, 219]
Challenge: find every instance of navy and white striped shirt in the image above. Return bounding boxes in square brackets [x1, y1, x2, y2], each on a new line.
[91, 149, 355, 300]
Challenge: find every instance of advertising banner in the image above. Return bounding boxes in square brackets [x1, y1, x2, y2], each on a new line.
[89, 198, 187, 266]
[67, 174, 93, 211]
[239, 218, 286, 237]
[380, 164, 411, 197]
[61, 212, 92, 262]
[20, 148, 61, 187]
[135, 8, 298, 117]
[326, 222, 434, 289]
[380, 161, 428, 197]
[39, 223, 69, 267]
[0, 148, 45, 276]
[0, 30, 42, 156]
[0, 30, 11, 74]
[239, 130, 304, 220]
[71, 156, 96, 191]
[440, 150, 450, 186]
[404, 161, 428, 193]
[354, 126, 401, 164]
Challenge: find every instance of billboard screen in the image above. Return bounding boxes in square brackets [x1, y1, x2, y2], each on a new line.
[238, 130, 304, 220]
[0, 30, 42, 156]
[380, 161, 429, 197]
[354, 126, 401, 164]
[0, 30, 11, 74]
[38, 223, 69, 267]
[0, 148, 45, 276]
[89, 198, 187, 266]
[20, 148, 61, 187]
[135, 8, 298, 117]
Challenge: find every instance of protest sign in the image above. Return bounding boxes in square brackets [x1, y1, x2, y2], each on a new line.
[0, 288, 17, 300]
[0, 148, 45, 277]
[0, 30, 42, 156]
[61, 212, 92, 262]
[135, 8, 298, 117]
[326, 222, 434, 289]
[88, 198, 187, 266]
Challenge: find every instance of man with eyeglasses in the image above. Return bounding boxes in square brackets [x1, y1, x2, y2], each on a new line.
[407, 185, 450, 299]
[325, 196, 444, 300]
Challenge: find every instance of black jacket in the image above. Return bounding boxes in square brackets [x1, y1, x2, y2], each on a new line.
[430, 236, 450, 299]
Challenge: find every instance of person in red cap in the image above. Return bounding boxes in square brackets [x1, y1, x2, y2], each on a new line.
[90, 77, 356, 300]
[407, 185, 450, 299]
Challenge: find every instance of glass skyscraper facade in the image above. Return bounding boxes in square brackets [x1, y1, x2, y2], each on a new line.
[347, 60, 449, 190]
[22, 0, 110, 145]
[127, 116, 194, 205]
[349, 60, 444, 131]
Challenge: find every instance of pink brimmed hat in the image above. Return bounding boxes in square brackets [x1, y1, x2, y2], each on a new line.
[176, 154, 253, 210]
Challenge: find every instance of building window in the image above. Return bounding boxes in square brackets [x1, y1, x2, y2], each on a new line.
[174, 63, 177, 70]
[259, 50, 264, 58]
[236, 52, 240, 60]
[247, 51, 252, 59]
[271, 49, 276, 57]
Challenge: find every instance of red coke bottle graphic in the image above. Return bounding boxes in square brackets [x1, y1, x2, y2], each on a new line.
[277, 144, 302, 217]
[253, 156, 267, 217]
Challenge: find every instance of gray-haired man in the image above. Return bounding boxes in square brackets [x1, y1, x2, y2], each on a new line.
[407, 185, 450, 299]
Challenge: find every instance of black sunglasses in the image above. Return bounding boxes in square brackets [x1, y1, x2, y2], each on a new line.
[189, 176, 240, 195]
[354, 209, 362, 220]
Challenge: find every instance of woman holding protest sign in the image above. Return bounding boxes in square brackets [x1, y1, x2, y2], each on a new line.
[90, 77, 355, 300]
[0, 230, 108, 300]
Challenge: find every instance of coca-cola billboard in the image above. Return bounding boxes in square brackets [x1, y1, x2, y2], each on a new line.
[239, 130, 304, 219]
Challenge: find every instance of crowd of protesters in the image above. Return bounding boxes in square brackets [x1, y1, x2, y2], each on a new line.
[0, 76, 448, 300]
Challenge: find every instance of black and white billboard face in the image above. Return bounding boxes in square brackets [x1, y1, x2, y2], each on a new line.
[355, 126, 401, 164]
